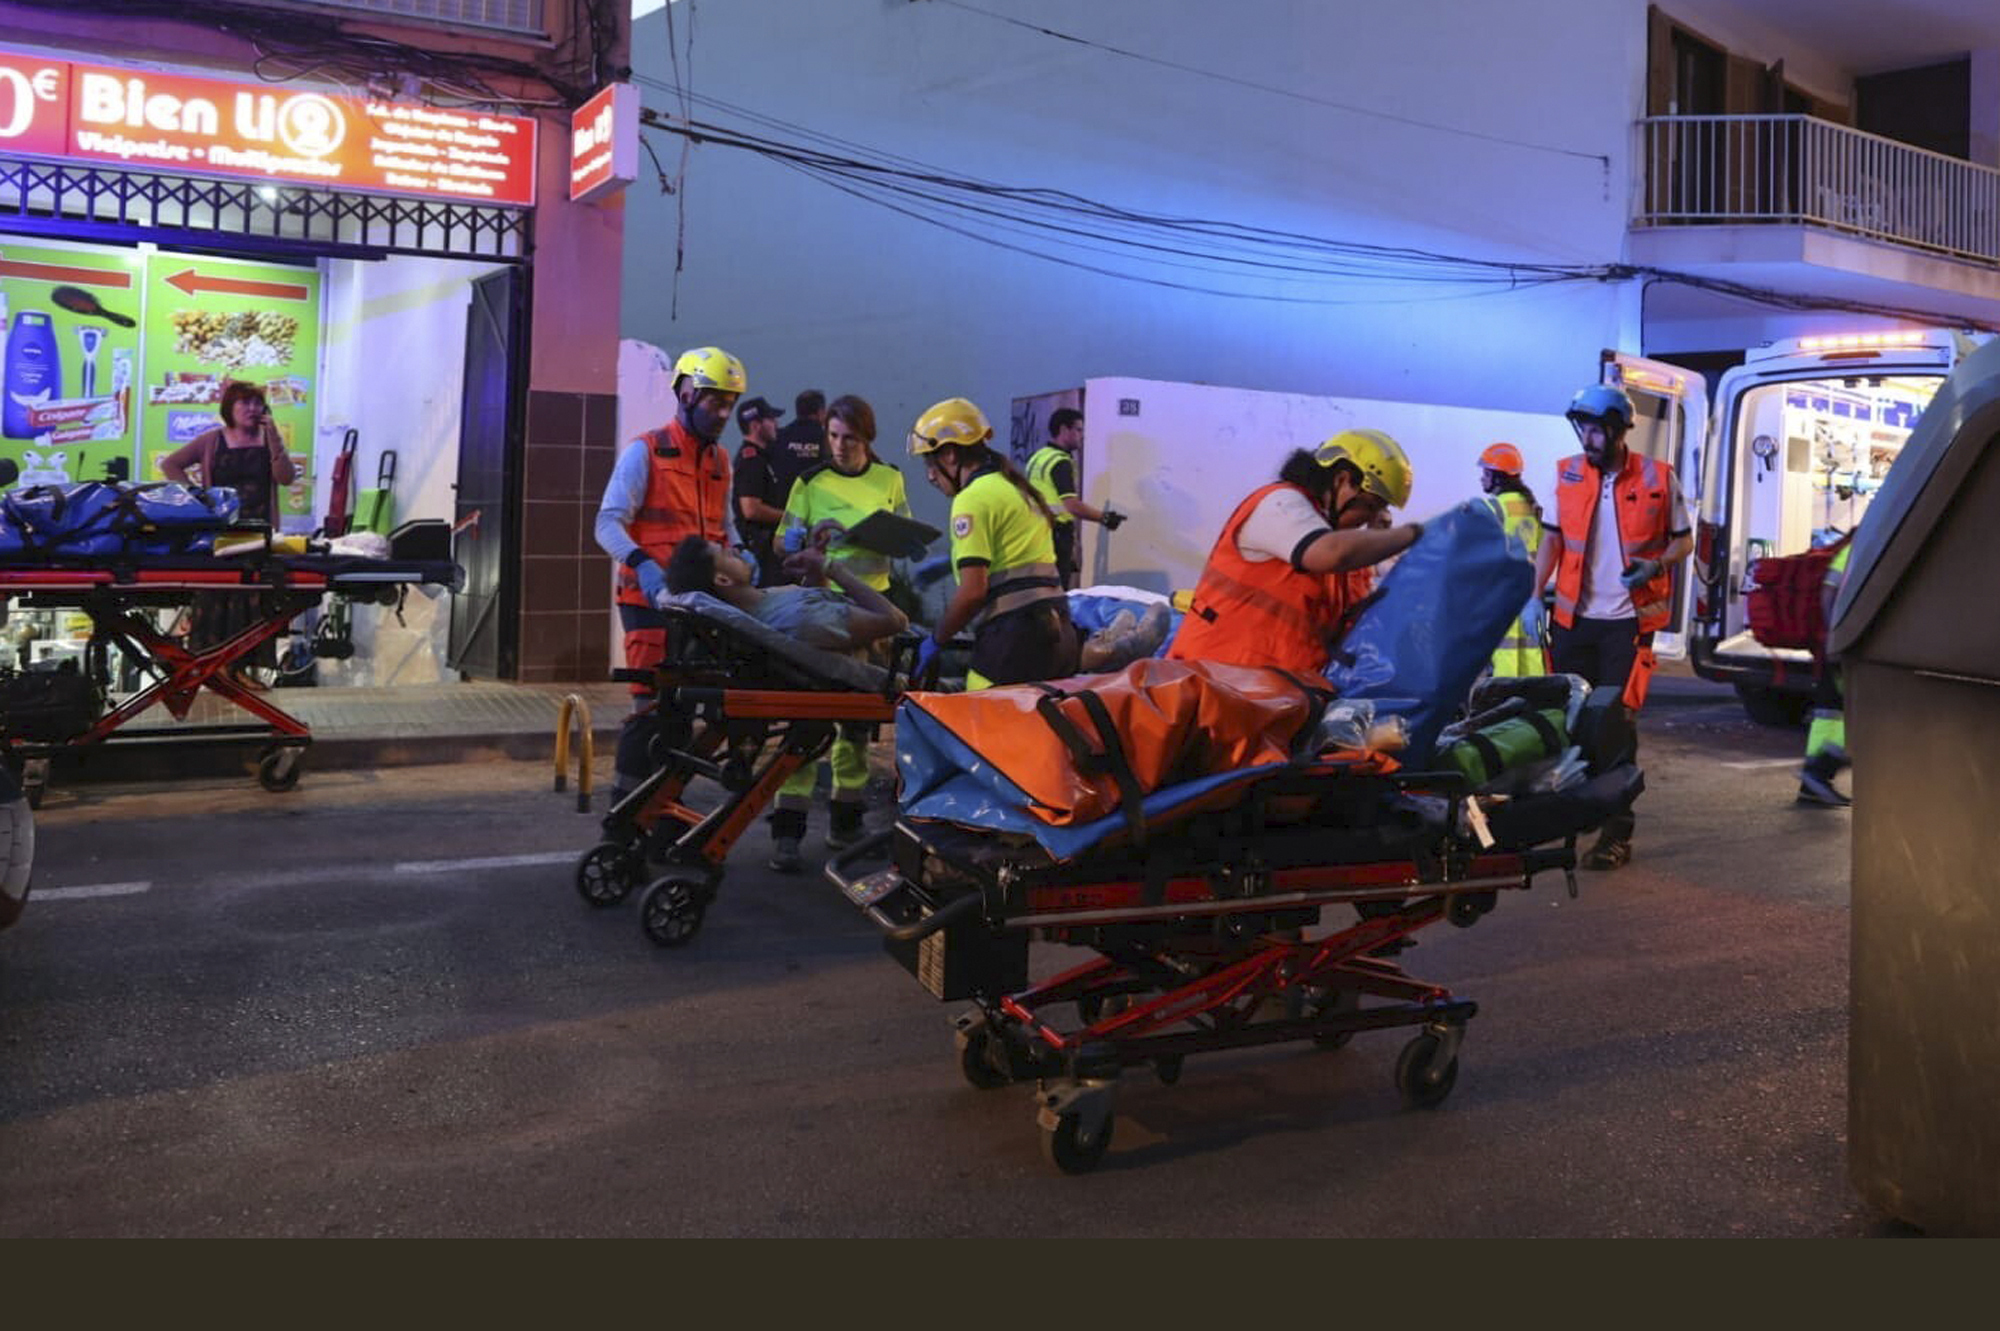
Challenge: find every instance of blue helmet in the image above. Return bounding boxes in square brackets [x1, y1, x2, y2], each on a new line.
[1566, 384, 1635, 431]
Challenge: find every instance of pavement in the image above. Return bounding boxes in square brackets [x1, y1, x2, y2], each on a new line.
[0, 668, 1891, 1237]
[35, 679, 633, 793]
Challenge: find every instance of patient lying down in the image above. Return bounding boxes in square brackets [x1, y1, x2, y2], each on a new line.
[664, 536, 909, 654]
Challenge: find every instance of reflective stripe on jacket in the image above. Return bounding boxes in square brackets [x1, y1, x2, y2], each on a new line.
[614, 420, 731, 609]
[1168, 481, 1336, 675]
[1487, 490, 1549, 676]
[1551, 451, 1676, 633]
[1025, 446, 1076, 525]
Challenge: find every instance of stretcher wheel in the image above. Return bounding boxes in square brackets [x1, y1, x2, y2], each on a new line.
[1395, 1031, 1460, 1109]
[1447, 890, 1497, 928]
[1041, 1111, 1114, 1175]
[575, 842, 640, 908]
[639, 875, 707, 947]
[958, 1029, 1011, 1090]
[257, 746, 303, 793]
[1152, 1055, 1184, 1086]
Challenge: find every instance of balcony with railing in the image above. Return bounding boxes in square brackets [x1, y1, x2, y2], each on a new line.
[1636, 114, 2000, 267]
[249, 0, 549, 39]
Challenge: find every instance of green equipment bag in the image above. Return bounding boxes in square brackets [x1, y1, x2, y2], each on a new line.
[1438, 707, 1568, 788]
[352, 449, 397, 536]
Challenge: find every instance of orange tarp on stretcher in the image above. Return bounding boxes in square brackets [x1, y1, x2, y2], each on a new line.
[901, 658, 1327, 827]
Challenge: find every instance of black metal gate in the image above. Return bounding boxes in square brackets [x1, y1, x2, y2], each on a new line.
[447, 266, 528, 678]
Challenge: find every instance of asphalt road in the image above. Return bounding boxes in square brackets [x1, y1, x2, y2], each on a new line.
[0, 688, 1878, 1236]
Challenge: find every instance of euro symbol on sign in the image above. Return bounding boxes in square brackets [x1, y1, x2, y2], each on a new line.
[0, 66, 62, 140]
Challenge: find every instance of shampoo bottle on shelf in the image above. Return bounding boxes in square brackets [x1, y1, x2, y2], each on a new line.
[3, 311, 60, 440]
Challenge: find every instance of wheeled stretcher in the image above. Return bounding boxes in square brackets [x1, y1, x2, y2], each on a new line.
[0, 555, 463, 804]
[825, 664, 1643, 1173]
[573, 591, 927, 947]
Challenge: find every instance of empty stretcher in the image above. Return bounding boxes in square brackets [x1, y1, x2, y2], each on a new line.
[574, 591, 926, 947]
[0, 554, 463, 804]
[825, 659, 1642, 1174]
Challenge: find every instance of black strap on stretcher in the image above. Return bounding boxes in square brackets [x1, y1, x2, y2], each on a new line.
[1027, 683, 1165, 897]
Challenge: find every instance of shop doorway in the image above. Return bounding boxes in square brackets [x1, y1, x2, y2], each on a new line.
[447, 267, 526, 679]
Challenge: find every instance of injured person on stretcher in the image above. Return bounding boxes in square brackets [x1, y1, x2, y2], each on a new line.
[663, 536, 908, 652]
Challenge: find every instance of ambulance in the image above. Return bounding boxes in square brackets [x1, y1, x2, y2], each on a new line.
[1606, 328, 1984, 724]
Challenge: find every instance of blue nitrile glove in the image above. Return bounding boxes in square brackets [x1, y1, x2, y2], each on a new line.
[1619, 557, 1663, 590]
[913, 634, 944, 682]
[911, 553, 953, 589]
[636, 558, 669, 606]
[782, 526, 806, 555]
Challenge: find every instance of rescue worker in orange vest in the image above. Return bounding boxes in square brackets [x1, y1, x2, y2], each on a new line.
[1169, 430, 1425, 675]
[1532, 384, 1693, 871]
[594, 345, 744, 801]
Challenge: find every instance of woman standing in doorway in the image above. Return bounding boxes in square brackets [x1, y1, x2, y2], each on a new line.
[162, 380, 299, 689]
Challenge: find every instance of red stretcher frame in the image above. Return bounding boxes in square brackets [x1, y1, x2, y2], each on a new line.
[0, 564, 444, 801]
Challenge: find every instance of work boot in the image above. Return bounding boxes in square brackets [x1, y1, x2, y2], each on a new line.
[1796, 756, 1852, 807]
[1582, 831, 1632, 871]
[825, 802, 867, 852]
[769, 837, 804, 873]
[769, 808, 809, 873]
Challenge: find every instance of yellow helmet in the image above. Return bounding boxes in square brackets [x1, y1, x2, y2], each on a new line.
[672, 346, 747, 394]
[1315, 428, 1413, 508]
[908, 397, 992, 456]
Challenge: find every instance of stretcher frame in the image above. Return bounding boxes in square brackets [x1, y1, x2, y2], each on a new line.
[826, 763, 1584, 1174]
[573, 602, 918, 947]
[0, 562, 453, 804]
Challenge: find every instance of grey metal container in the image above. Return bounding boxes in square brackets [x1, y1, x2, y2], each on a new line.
[1830, 334, 2000, 1235]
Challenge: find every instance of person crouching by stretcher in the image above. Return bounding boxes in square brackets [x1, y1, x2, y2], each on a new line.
[595, 345, 744, 804]
[908, 398, 1081, 690]
[1169, 430, 1424, 674]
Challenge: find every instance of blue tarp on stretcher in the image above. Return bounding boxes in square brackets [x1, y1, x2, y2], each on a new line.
[1323, 498, 1534, 764]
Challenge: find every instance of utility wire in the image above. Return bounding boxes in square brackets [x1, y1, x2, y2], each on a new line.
[927, 0, 1610, 173]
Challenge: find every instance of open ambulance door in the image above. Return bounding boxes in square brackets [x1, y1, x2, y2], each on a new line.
[1602, 352, 1708, 660]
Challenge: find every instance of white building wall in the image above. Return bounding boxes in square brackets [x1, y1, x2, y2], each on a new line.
[619, 0, 1881, 540]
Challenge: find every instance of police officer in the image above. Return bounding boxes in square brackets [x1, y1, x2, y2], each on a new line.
[770, 389, 828, 500]
[909, 397, 1079, 689]
[594, 345, 743, 802]
[730, 396, 788, 586]
[1477, 442, 1550, 678]
[1025, 408, 1124, 589]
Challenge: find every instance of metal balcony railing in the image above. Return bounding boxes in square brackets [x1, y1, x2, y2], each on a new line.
[1636, 114, 2000, 265]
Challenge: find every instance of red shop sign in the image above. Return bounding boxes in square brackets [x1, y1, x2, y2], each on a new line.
[0, 47, 538, 208]
[0, 49, 70, 159]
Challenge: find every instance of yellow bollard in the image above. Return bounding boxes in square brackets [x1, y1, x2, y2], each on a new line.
[554, 693, 594, 812]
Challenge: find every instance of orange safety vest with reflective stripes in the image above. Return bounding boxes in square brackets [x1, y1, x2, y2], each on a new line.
[1169, 482, 1338, 675]
[614, 419, 732, 610]
[1551, 450, 1677, 634]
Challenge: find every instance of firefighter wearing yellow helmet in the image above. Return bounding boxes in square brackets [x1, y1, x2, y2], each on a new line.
[1168, 428, 1425, 675]
[911, 397, 1080, 689]
[594, 344, 746, 800]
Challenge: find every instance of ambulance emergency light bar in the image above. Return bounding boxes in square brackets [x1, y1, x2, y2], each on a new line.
[1795, 331, 1931, 351]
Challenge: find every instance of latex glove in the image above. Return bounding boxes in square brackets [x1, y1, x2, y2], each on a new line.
[633, 559, 669, 607]
[913, 634, 944, 683]
[1101, 509, 1126, 531]
[1619, 557, 1663, 589]
[781, 526, 807, 555]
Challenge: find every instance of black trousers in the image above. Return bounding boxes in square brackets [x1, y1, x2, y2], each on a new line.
[1051, 522, 1079, 591]
[1550, 614, 1641, 842]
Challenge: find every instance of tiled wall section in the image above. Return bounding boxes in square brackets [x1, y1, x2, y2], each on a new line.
[518, 388, 620, 682]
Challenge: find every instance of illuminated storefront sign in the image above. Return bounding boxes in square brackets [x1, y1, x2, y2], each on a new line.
[569, 82, 637, 203]
[0, 47, 537, 207]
